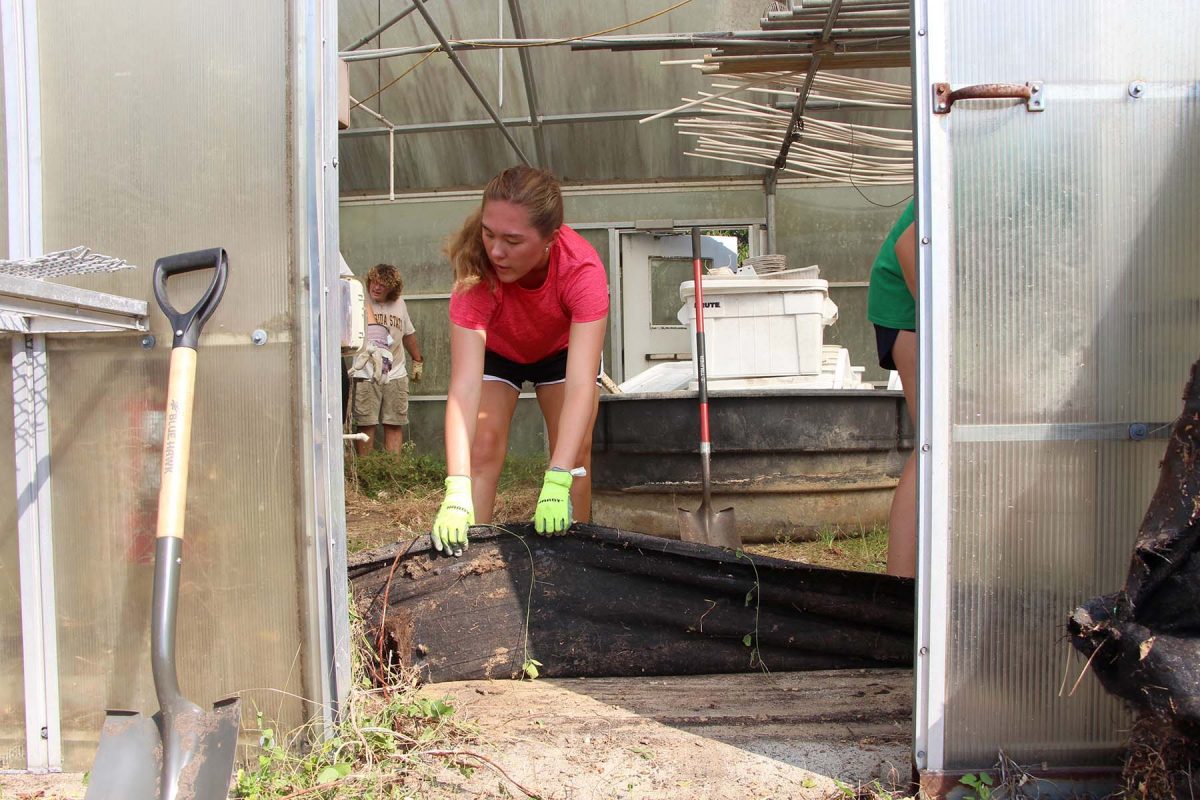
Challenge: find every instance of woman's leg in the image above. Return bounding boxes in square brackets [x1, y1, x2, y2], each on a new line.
[887, 330, 918, 578]
[535, 381, 601, 522]
[471, 380, 521, 523]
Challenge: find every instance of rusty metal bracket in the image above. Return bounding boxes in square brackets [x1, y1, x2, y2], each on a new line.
[933, 81, 1044, 114]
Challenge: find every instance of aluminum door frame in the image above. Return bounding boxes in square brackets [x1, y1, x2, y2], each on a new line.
[294, 0, 351, 731]
[912, 0, 945, 776]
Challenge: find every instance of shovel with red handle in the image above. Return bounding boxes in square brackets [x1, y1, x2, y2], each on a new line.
[676, 228, 740, 549]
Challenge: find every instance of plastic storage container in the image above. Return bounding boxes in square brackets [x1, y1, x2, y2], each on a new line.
[678, 276, 838, 378]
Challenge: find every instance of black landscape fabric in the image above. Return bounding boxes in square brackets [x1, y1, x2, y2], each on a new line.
[349, 523, 914, 683]
[1070, 357, 1200, 733]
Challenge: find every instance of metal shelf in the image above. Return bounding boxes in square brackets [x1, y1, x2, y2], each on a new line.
[0, 273, 148, 334]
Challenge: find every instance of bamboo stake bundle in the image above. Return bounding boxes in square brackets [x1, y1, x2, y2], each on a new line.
[656, 66, 912, 185]
[701, 51, 911, 75]
[644, 0, 913, 185]
[683, 130, 910, 170]
[728, 71, 912, 102]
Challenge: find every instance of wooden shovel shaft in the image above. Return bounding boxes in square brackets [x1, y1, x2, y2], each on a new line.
[156, 348, 196, 541]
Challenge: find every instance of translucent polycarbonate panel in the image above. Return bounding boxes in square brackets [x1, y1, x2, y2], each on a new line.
[944, 441, 1157, 765]
[46, 340, 306, 767]
[403, 298, 450, 396]
[650, 257, 707, 328]
[33, 1, 308, 769]
[940, 1, 1200, 768]
[0, 337, 25, 768]
[35, 1, 291, 342]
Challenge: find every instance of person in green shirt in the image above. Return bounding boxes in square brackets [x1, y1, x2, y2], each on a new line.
[867, 200, 917, 578]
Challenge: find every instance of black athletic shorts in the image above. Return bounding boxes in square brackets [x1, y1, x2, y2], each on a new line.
[874, 324, 915, 372]
[483, 349, 603, 391]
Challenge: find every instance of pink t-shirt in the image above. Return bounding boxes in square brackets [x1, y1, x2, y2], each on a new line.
[449, 224, 609, 364]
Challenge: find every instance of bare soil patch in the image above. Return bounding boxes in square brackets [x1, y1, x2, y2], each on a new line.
[421, 669, 913, 799]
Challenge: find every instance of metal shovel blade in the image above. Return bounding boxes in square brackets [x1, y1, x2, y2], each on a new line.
[85, 697, 241, 800]
[85, 710, 161, 799]
[677, 501, 740, 550]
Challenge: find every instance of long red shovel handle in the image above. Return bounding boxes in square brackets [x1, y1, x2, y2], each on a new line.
[690, 228, 715, 504]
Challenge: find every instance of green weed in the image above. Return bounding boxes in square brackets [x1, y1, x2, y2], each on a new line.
[734, 549, 766, 671]
[832, 778, 918, 799]
[231, 605, 482, 799]
[960, 771, 995, 799]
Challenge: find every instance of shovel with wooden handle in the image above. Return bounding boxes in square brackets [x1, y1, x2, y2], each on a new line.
[87, 248, 239, 800]
[677, 228, 740, 550]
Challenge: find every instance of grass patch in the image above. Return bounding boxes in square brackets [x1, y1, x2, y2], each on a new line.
[232, 612, 491, 800]
[347, 446, 546, 500]
[343, 446, 546, 554]
[745, 525, 889, 573]
[346, 446, 447, 499]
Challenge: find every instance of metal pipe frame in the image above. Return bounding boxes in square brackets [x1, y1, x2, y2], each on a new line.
[763, 0, 844, 194]
[341, 29, 902, 62]
[338, 102, 877, 139]
[506, 0, 547, 167]
[410, 0, 530, 165]
[341, 108, 717, 137]
[344, 0, 425, 52]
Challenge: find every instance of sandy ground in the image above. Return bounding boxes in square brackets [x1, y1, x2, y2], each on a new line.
[0, 771, 87, 799]
[0, 669, 911, 800]
[423, 668, 913, 800]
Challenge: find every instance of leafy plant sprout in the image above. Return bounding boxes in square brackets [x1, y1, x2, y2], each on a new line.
[735, 549, 767, 672]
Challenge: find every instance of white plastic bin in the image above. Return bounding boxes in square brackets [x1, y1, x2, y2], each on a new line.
[678, 276, 838, 378]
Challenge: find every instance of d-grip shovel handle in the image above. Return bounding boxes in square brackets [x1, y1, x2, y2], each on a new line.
[150, 249, 237, 800]
[153, 247, 229, 349]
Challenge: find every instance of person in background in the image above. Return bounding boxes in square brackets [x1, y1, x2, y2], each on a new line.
[866, 200, 917, 578]
[432, 165, 608, 557]
[352, 263, 423, 455]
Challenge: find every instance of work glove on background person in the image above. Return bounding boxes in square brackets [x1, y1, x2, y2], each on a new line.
[409, 359, 424, 383]
[432, 475, 473, 556]
[534, 468, 573, 535]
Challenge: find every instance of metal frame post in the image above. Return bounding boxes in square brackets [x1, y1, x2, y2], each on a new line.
[3, 0, 61, 773]
[505, 0, 547, 167]
[11, 336, 60, 773]
[606, 227, 622, 383]
[913, 0, 949, 776]
[294, 0, 351, 733]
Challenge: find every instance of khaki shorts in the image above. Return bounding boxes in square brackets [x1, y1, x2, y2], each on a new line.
[352, 376, 409, 427]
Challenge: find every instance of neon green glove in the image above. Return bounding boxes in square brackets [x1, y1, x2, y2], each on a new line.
[432, 476, 473, 556]
[534, 469, 573, 535]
